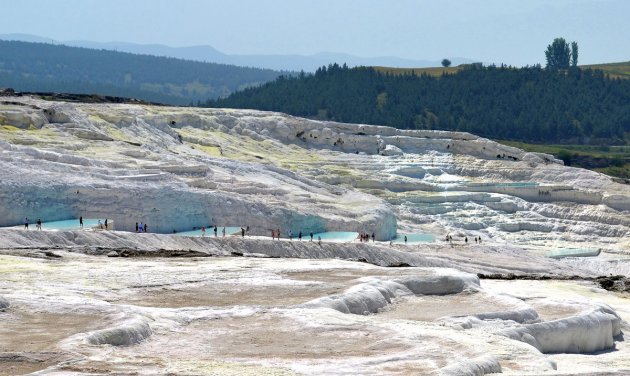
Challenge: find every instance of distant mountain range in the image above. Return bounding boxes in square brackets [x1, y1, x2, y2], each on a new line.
[0, 33, 476, 72]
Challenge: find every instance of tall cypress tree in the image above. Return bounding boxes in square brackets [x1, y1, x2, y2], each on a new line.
[571, 41, 579, 67]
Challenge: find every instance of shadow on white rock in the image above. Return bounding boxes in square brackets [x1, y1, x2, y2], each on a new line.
[304, 270, 480, 315]
[439, 354, 502, 376]
[500, 305, 622, 354]
[84, 316, 152, 346]
[0, 295, 9, 310]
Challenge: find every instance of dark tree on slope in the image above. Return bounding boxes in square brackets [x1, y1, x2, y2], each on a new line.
[441, 59, 452, 67]
[545, 38, 571, 70]
[571, 41, 579, 67]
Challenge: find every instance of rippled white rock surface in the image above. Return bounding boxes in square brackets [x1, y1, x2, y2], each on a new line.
[1, 249, 629, 375]
[1, 96, 630, 375]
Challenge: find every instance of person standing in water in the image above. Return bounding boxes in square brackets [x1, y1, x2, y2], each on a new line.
[241, 227, 245, 237]
[24, 217, 29, 230]
[36, 218, 42, 230]
[104, 218, 108, 230]
[214, 225, 218, 238]
[298, 231, 302, 241]
[404, 235, 408, 244]
[79, 216, 83, 228]
[222, 226, 226, 238]
[201, 226, 206, 237]
[310, 232, 313, 241]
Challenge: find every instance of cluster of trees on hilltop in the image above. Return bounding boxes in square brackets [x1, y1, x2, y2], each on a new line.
[0, 40, 286, 105]
[207, 63, 630, 144]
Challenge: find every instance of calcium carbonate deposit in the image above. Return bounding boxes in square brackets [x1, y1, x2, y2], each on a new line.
[1, 96, 629, 375]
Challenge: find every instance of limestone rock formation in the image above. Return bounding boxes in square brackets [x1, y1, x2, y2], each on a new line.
[1, 96, 628, 250]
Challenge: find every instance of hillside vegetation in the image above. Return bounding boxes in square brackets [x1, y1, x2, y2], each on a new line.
[582, 61, 630, 79]
[208, 64, 630, 146]
[374, 61, 630, 79]
[0, 40, 286, 105]
[498, 141, 630, 180]
[372, 65, 464, 77]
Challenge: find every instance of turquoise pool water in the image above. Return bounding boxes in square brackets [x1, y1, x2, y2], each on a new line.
[393, 233, 435, 243]
[175, 226, 243, 237]
[311, 231, 359, 242]
[38, 218, 103, 230]
[466, 182, 539, 188]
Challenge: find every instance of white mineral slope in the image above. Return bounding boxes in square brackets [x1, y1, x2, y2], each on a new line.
[0, 99, 397, 239]
[0, 228, 589, 276]
[4, 96, 630, 376]
[1, 96, 629, 251]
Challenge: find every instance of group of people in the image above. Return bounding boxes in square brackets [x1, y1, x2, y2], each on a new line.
[22, 217, 110, 231]
[358, 232, 376, 242]
[201, 225, 248, 238]
[97, 218, 109, 230]
[20, 216, 466, 248]
[271, 229, 318, 242]
[135, 222, 147, 233]
[23, 217, 43, 230]
[445, 234, 482, 245]
[538, 190, 551, 196]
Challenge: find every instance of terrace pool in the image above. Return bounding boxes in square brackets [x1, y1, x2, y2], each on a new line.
[175, 226, 243, 237]
[37, 218, 104, 230]
[311, 231, 359, 242]
[393, 233, 435, 243]
[465, 182, 539, 188]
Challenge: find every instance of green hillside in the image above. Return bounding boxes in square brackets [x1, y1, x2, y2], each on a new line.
[372, 65, 464, 77]
[208, 63, 630, 178]
[498, 141, 630, 180]
[374, 61, 630, 79]
[207, 63, 630, 145]
[0, 40, 287, 105]
[581, 61, 630, 79]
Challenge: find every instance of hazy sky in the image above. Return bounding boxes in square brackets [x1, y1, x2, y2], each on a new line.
[2, 0, 629, 66]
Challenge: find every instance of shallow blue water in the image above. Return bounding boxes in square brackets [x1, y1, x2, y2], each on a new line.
[37, 218, 103, 230]
[175, 226, 243, 237]
[466, 182, 539, 188]
[393, 233, 435, 243]
[311, 231, 359, 242]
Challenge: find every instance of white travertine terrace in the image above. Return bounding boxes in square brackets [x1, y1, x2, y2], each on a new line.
[1, 96, 629, 375]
